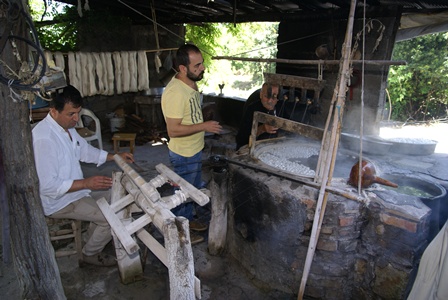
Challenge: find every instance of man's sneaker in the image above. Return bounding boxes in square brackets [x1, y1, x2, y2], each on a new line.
[82, 252, 117, 267]
[190, 232, 205, 245]
[189, 221, 208, 232]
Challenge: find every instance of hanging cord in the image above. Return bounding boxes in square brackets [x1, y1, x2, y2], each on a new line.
[0, 0, 47, 91]
[118, 0, 184, 43]
[356, 0, 367, 194]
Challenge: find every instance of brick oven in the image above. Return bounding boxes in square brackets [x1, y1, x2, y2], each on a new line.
[220, 138, 445, 299]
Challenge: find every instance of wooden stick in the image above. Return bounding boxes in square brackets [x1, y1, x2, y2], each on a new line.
[208, 170, 229, 255]
[297, 0, 358, 299]
[213, 56, 406, 66]
[155, 163, 210, 206]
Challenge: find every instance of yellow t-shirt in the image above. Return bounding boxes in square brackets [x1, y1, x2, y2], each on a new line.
[161, 77, 204, 157]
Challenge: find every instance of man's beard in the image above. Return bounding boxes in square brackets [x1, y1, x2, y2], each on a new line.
[187, 69, 204, 82]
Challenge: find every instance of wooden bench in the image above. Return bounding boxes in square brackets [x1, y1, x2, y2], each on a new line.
[112, 133, 137, 154]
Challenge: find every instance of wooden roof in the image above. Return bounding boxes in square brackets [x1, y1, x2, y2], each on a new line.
[53, 0, 448, 25]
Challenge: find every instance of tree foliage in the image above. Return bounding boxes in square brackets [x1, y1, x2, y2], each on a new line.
[186, 22, 278, 97]
[29, 1, 78, 51]
[387, 32, 448, 122]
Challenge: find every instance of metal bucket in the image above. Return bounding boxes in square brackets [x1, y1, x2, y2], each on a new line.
[381, 173, 446, 241]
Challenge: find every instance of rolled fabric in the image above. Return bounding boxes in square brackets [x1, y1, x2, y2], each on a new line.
[44, 50, 56, 69]
[105, 52, 114, 95]
[121, 51, 130, 93]
[113, 51, 122, 95]
[54, 51, 65, 71]
[78, 52, 89, 97]
[87, 53, 97, 96]
[68, 52, 79, 90]
[137, 51, 149, 91]
[129, 51, 138, 92]
[94, 52, 105, 95]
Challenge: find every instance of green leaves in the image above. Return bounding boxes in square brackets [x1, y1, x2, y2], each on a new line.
[388, 32, 448, 121]
[186, 22, 278, 96]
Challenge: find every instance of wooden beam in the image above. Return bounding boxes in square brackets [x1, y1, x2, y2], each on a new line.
[264, 72, 326, 91]
[213, 56, 407, 66]
[249, 112, 324, 157]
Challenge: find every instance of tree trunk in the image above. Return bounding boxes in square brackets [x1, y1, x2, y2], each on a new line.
[0, 1, 65, 299]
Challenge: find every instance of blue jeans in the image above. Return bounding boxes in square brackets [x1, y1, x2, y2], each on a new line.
[169, 150, 203, 220]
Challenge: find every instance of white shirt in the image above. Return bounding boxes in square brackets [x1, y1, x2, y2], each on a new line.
[32, 114, 108, 215]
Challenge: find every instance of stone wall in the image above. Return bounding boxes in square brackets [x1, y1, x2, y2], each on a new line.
[226, 162, 430, 299]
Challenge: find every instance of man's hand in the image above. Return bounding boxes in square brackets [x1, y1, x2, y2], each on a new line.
[70, 175, 113, 192]
[118, 152, 134, 163]
[258, 123, 278, 136]
[264, 124, 278, 134]
[107, 152, 134, 163]
[85, 176, 113, 190]
[203, 120, 222, 134]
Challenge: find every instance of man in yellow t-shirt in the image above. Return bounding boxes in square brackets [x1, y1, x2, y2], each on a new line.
[161, 44, 222, 243]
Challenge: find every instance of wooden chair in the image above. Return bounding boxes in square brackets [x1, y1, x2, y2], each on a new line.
[46, 217, 84, 266]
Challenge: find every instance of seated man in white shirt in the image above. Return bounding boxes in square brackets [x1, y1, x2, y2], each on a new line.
[32, 85, 134, 267]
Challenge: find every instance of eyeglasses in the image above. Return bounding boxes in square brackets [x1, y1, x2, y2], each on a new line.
[263, 94, 278, 100]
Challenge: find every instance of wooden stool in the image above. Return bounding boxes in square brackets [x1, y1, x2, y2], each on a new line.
[112, 133, 137, 154]
[46, 217, 84, 266]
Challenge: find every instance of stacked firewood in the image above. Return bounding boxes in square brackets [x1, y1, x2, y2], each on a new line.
[121, 114, 167, 146]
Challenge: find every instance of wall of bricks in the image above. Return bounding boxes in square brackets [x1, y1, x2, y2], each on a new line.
[227, 164, 431, 299]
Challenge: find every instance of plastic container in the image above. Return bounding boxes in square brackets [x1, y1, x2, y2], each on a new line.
[110, 117, 125, 132]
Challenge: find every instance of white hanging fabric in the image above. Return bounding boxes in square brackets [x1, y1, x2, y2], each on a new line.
[137, 51, 149, 91]
[120, 51, 130, 93]
[128, 51, 138, 92]
[57, 50, 151, 96]
[53, 52, 65, 71]
[113, 52, 123, 95]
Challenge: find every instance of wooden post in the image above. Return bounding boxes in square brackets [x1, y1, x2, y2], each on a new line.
[164, 217, 196, 300]
[208, 169, 228, 255]
[298, 0, 358, 299]
[111, 171, 144, 284]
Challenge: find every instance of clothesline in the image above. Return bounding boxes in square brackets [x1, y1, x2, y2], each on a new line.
[44, 48, 178, 57]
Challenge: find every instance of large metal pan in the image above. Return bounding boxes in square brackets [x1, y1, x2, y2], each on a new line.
[340, 133, 393, 156]
[384, 137, 437, 156]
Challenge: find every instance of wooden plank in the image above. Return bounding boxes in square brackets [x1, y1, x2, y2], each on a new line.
[164, 217, 196, 300]
[208, 171, 228, 256]
[264, 72, 326, 91]
[254, 112, 324, 140]
[110, 194, 135, 213]
[125, 214, 152, 235]
[249, 111, 324, 157]
[111, 171, 143, 284]
[114, 155, 164, 204]
[155, 163, 209, 206]
[96, 197, 139, 255]
[136, 228, 168, 265]
[55, 250, 77, 257]
[136, 228, 202, 299]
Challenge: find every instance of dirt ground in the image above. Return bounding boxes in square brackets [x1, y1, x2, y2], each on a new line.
[0, 132, 293, 300]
